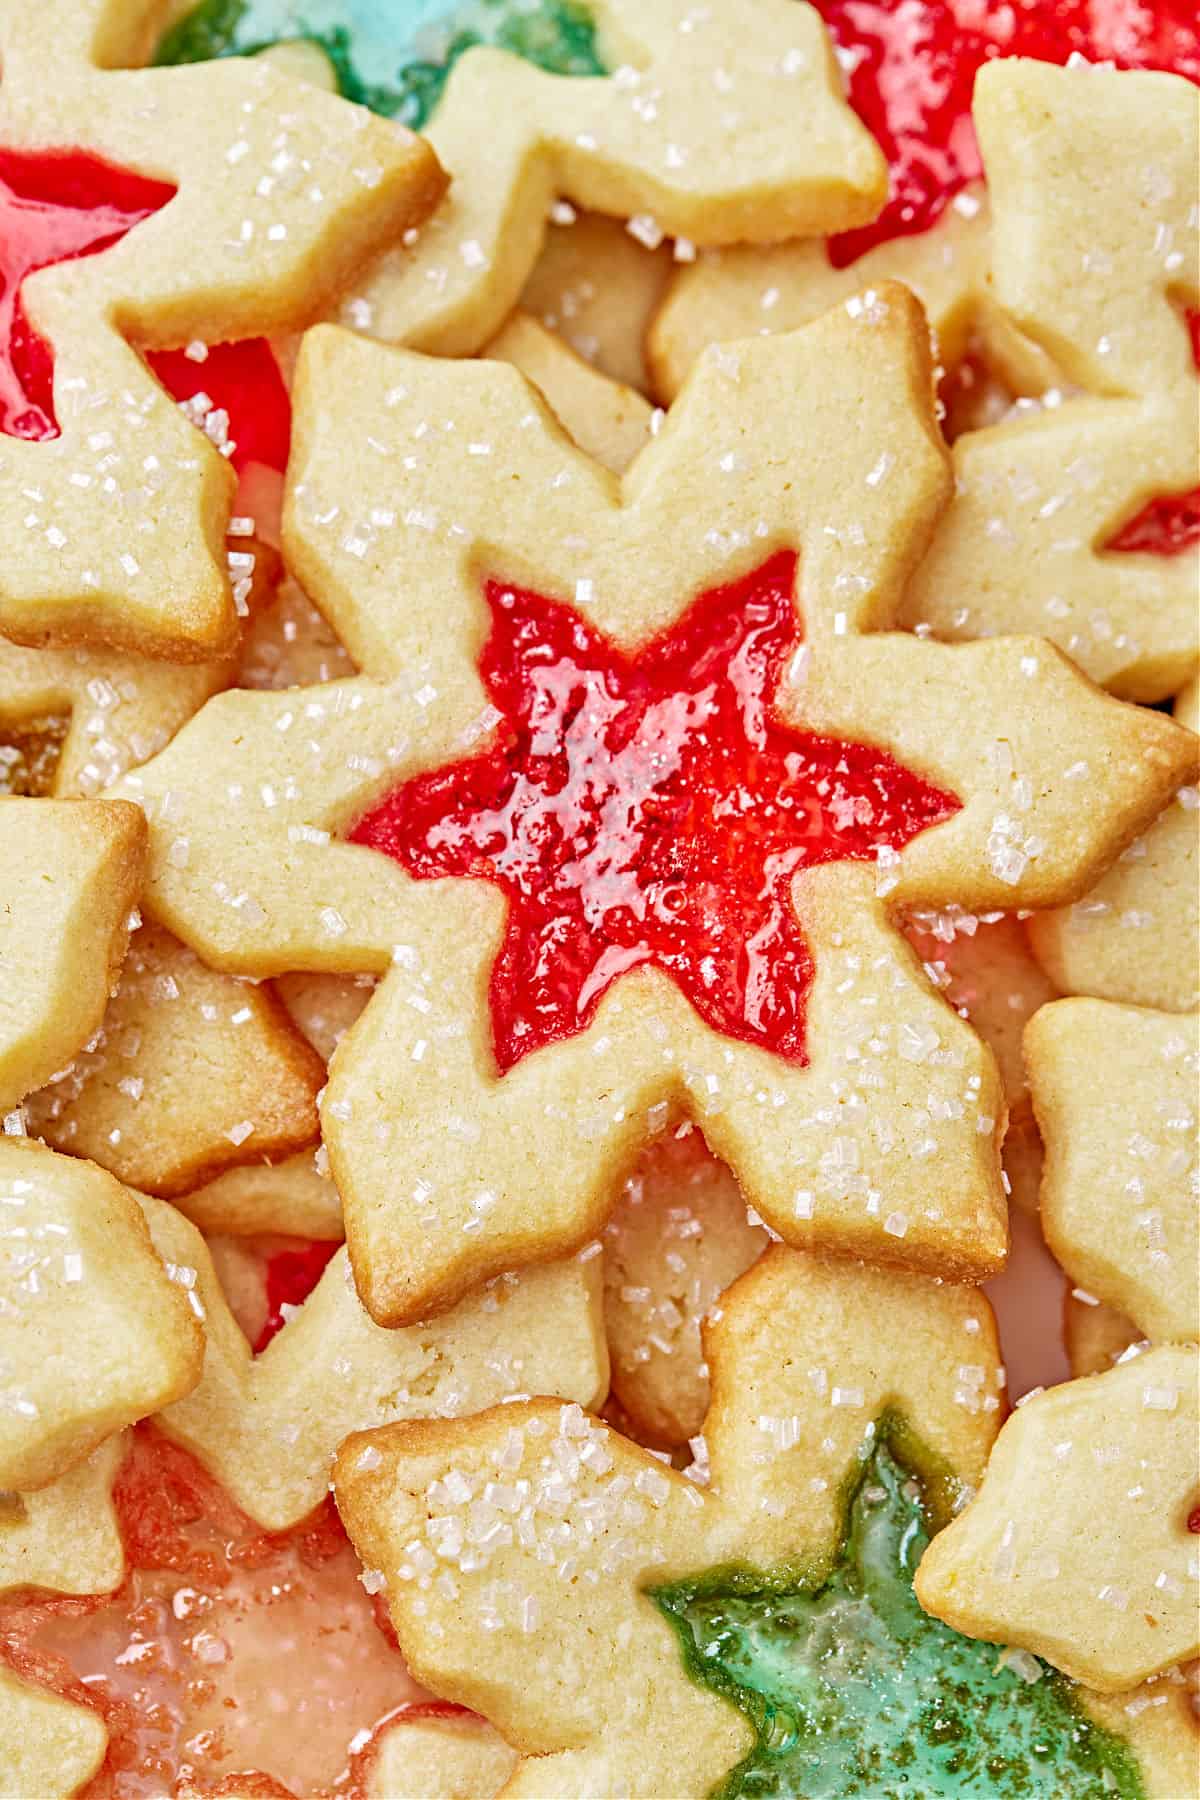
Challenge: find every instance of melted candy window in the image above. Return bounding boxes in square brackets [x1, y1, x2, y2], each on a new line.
[653, 1428, 1145, 1800]
[350, 554, 960, 1072]
[155, 0, 606, 127]
[0, 1425, 425, 1798]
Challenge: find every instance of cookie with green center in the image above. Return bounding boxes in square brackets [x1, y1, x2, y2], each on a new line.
[112, 290, 1196, 1326]
[333, 1247, 1195, 1798]
[0, 0, 444, 659]
[162, 0, 886, 358]
[651, 60, 1200, 702]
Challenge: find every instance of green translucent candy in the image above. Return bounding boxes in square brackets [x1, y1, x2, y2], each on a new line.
[652, 1422, 1145, 1800]
[155, 0, 605, 128]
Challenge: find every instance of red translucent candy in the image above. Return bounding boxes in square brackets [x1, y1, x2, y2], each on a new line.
[1188, 1505, 1200, 1533]
[1106, 310, 1200, 557]
[352, 553, 960, 1073]
[148, 339, 292, 474]
[0, 149, 175, 440]
[812, 0, 1200, 265]
[254, 1238, 341, 1352]
[0, 1427, 424, 1797]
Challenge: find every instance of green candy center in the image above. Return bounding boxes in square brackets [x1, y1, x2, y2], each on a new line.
[155, 0, 605, 128]
[652, 1425, 1145, 1799]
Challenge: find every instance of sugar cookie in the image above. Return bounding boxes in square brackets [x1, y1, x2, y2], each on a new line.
[336, 1247, 1182, 1797]
[117, 293, 1194, 1323]
[0, 0, 444, 657]
[25, 921, 324, 1199]
[0, 1139, 202, 1490]
[1028, 999, 1198, 1346]
[1028, 679, 1200, 1012]
[0, 797, 144, 1116]
[139, 1195, 605, 1531]
[653, 60, 1200, 700]
[916, 1345, 1199, 1693]
[603, 1128, 766, 1447]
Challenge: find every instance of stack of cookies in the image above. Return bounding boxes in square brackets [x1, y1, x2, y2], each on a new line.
[0, 3, 1196, 1795]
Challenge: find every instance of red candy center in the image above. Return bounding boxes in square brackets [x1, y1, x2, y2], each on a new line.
[0, 1427, 424, 1797]
[813, 0, 1200, 266]
[254, 1239, 341, 1352]
[0, 150, 175, 441]
[148, 339, 292, 475]
[352, 553, 959, 1073]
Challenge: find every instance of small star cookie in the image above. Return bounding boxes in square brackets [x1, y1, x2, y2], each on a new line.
[0, 796, 144, 1115]
[1027, 999, 1198, 1347]
[116, 290, 1196, 1323]
[915, 1346, 1199, 1694]
[0, 0, 445, 658]
[335, 1247, 1185, 1797]
[0, 1139, 202, 1490]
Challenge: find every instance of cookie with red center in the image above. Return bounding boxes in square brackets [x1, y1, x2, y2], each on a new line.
[0, 0, 444, 659]
[113, 288, 1195, 1324]
[652, 56, 1199, 700]
[0, 1193, 603, 1790]
[334, 1247, 1196, 1798]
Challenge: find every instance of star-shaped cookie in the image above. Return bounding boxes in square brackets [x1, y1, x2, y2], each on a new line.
[1029, 677, 1199, 1013]
[0, 0, 445, 658]
[114, 290, 1195, 1325]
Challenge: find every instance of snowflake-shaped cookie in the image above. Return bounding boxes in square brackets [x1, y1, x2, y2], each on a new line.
[653, 59, 1200, 700]
[0, 0, 444, 658]
[335, 1248, 1192, 1798]
[115, 289, 1195, 1324]
[140, 1193, 606, 1532]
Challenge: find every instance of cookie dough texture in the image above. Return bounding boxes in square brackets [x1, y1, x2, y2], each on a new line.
[0, 796, 145, 1113]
